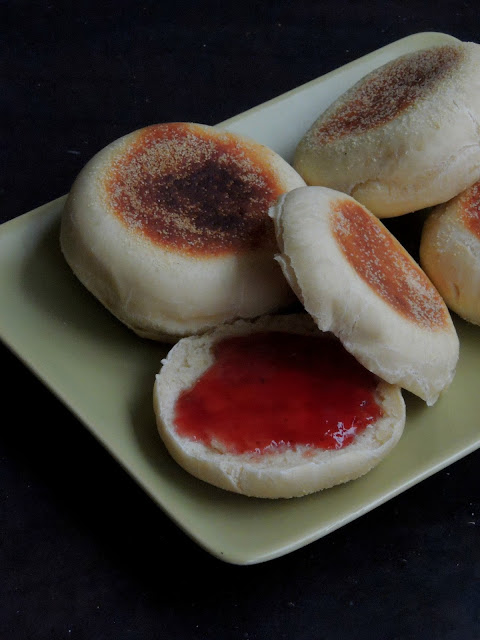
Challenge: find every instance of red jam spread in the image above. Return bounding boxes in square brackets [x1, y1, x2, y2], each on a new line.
[174, 331, 383, 455]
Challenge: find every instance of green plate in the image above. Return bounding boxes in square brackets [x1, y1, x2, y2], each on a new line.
[2, 32, 476, 566]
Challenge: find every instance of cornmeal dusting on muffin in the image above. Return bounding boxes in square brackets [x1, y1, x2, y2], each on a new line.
[309, 45, 462, 145]
[330, 199, 450, 328]
[101, 123, 283, 256]
[460, 180, 480, 239]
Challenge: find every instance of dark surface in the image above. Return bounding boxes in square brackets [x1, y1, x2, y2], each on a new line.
[2, 2, 480, 638]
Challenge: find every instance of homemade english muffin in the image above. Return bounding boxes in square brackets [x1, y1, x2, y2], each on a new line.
[420, 180, 480, 325]
[154, 314, 406, 498]
[60, 122, 305, 341]
[270, 187, 459, 405]
[294, 42, 480, 218]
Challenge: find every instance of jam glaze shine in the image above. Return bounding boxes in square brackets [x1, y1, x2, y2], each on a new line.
[174, 331, 383, 456]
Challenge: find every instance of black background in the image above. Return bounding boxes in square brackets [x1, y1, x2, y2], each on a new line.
[2, 2, 480, 638]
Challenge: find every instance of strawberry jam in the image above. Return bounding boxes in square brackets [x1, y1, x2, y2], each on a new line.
[174, 331, 383, 455]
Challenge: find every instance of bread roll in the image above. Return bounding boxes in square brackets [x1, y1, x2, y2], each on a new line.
[153, 314, 405, 499]
[420, 180, 480, 325]
[269, 187, 459, 405]
[294, 42, 480, 218]
[60, 122, 305, 341]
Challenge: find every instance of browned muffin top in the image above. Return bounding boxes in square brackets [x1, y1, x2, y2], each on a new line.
[311, 45, 462, 145]
[330, 198, 450, 328]
[102, 123, 284, 257]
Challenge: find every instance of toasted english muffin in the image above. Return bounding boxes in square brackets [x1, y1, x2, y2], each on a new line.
[60, 122, 305, 341]
[154, 314, 405, 499]
[293, 42, 480, 218]
[420, 180, 480, 325]
[269, 187, 459, 405]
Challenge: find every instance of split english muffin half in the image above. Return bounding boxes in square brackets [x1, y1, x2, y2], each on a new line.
[269, 186, 459, 406]
[154, 314, 406, 499]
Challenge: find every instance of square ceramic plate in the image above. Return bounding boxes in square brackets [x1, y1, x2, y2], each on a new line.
[2, 32, 477, 566]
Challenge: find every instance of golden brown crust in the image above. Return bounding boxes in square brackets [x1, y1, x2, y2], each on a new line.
[101, 122, 284, 257]
[460, 180, 480, 239]
[330, 198, 450, 329]
[420, 180, 480, 326]
[312, 45, 463, 145]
